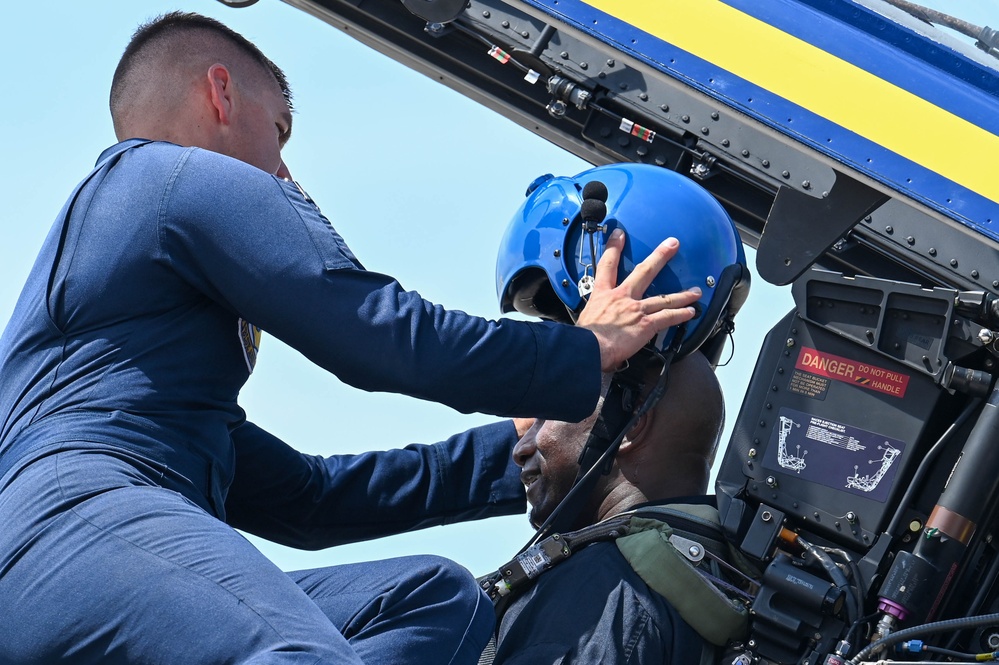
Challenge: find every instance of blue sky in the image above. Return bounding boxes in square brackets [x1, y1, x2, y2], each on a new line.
[0, 0, 992, 577]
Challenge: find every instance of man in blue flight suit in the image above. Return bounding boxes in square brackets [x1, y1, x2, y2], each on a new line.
[0, 12, 701, 665]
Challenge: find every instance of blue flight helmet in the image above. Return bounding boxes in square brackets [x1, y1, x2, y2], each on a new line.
[496, 163, 749, 361]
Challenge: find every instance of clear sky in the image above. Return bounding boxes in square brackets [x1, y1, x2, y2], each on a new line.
[0, 0, 993, 578]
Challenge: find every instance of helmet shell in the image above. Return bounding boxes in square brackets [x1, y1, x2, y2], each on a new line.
[496, 163, 747, 352]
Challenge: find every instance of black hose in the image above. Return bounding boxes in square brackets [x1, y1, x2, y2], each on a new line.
[885, 399, 981, 537]
[851, 612, 999, 663]
[798, 536, 859, 627]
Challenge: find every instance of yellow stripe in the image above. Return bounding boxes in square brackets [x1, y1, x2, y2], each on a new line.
[584, 0, 998, 204]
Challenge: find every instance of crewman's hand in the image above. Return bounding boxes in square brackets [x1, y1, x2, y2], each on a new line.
[576, 230, 700, 372]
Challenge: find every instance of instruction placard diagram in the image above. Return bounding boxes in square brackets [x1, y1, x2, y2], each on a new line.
[763, 407, 906, 502]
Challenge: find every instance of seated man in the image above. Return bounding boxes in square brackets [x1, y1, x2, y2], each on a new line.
[491, 353, 735, 664]
[482, 162, 753, 664]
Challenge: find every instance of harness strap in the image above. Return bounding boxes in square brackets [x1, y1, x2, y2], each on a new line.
[479, 504, 754, 660]
[480, 515, 632, 602]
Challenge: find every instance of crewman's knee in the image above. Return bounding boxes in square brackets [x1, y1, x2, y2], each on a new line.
[405, 554, 487, 612]
[400, 555, 495, 662]
[292, 554, 493, 664]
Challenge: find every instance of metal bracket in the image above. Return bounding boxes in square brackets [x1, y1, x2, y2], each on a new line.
[669, 533, 706, 563]
[757, 173, 890, 285]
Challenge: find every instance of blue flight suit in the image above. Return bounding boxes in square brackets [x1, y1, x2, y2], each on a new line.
[0, 140, 602, 664]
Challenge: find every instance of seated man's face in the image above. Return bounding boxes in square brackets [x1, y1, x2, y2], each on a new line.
[511, 410, 600, 528]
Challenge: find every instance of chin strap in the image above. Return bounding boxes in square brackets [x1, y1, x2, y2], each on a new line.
[573, 356, 648, 480]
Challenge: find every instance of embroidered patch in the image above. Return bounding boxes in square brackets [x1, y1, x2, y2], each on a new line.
[238, 318, 262, 373]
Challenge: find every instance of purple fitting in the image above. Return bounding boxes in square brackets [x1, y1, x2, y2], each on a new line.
[878, 597, 909, 620]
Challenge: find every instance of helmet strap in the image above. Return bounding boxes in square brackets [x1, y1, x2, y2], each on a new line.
[573, 355, 649, 481]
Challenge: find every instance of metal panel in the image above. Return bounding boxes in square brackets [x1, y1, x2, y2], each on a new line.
[272, 0, 999, 296]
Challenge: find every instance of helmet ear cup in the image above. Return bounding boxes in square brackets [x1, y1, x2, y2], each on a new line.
[677, 262, 751, 365]
[504, 269, 574, 322]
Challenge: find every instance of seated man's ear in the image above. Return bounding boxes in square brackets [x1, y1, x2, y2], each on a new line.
[618, 412, 652, 456]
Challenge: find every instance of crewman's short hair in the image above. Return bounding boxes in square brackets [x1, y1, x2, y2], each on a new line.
[110, 11, 292, 122]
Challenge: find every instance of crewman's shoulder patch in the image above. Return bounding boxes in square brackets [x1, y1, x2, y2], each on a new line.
[238, 318, 262, 372]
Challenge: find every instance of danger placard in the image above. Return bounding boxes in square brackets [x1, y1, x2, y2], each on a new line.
[795, 347, 910, 398]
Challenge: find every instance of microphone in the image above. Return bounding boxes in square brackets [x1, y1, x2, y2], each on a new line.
[580, 199, 607, 226]
[582, 180, 608, 202]
[578, 180, 609, 298]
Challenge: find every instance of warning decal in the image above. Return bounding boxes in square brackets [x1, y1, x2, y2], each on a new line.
[788, 370, 830, 400]
[795, 347, 910, 398]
